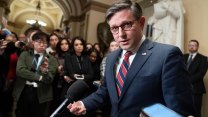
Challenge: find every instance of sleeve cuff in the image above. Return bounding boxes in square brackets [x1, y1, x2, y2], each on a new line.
[39, 75, 43, 81]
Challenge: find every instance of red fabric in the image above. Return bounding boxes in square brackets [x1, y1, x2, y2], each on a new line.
[116, 51, 132, 96]
[7, 53, 18, 80]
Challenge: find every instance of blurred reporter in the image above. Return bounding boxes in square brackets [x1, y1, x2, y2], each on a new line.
[13, 31, 58, 117]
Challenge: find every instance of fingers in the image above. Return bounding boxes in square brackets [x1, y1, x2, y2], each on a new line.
[67, 101, 86, 116]
[43, 57, 49, 67]
[64, 76, 74, 83]
[67, 103, 81, 114]
[58, 65, 64, 74]
[58, 65, 63, 71]
[40, 57, 49, 73]
[139, 112, 148, 117]
[67, 103, 72, 110]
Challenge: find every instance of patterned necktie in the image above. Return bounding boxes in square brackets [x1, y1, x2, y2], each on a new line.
[116, 51, 133, 96]
[31, 54, 40, 72]
[187, 54, 193, 68]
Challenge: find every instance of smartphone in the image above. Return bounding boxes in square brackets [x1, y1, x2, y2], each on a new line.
[19, 41, 26, 47]
[2, 28, 11, 35]
[142, 103, 183, 117]
[75, 75, 84, 79]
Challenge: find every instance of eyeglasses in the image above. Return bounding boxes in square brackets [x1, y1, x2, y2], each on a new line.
[110, 20, 137, 34]
[34, 40, 47, 45]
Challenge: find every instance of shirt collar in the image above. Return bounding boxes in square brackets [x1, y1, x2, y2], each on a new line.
[190, 52, 197, 56]
[121, 35, 146, 57]
[190, 52, 197, 58]
[34, 50, 43, 56]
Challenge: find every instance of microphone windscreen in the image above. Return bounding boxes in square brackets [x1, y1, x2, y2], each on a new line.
[66, 80, 89, 101]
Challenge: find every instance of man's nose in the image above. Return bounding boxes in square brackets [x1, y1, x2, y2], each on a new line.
[118, 27, 126, 38]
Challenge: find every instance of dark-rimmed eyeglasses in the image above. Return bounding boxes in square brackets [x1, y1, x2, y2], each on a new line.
[34, 40, 47, 45]
[110, 20, 137, 35]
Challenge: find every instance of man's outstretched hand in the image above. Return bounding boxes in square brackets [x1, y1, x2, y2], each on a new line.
[67, 101, 86, 116]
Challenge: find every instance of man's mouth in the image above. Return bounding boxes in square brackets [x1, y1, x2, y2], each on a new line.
[120, 40, 129, 45]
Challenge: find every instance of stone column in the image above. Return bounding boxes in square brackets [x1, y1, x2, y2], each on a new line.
[0, 0, 9, 22]
[0, 0, 10, 30]
[0, 1, 7, 20]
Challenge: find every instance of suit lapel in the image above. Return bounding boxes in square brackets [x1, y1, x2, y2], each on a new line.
[119, 39, 153, 100]
[108, 49, 122, 101]
[184, 54, 189, 64]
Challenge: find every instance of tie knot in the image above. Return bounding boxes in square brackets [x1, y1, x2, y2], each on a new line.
[35, 54, 40, 59]
[124, 51, 133, 59]
[189, 54, 193, 60]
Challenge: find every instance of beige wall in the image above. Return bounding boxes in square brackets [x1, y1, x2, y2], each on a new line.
[183, 0, 208, 55]
[86, 10, 106, 44]
[183, 1, 208, 117]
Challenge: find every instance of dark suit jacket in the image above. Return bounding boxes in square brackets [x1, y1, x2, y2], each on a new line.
[82, 39, 195, 117]
[64, 53, 94, 83]
[184, 53, 208, 94]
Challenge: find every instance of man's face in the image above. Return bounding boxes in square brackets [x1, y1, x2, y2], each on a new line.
[32, 39, 47, 53]
[5, 35, 13, 42]
[188, 41, 198, 53]
[19, 34, 26, 41]
[108, 9, 145, 51]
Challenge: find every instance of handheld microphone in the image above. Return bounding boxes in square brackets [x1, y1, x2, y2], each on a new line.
[50, 80, 89, 117]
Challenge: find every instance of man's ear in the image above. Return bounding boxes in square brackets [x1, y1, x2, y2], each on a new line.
[139, 16, 145, 30]
[31, 40, 35, 45]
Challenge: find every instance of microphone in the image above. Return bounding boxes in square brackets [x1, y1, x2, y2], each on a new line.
[50, 80, 89, 117]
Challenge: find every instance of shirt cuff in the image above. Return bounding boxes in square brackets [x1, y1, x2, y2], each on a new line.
[79, 101, 87, 115]
[39, 75, 43, 81]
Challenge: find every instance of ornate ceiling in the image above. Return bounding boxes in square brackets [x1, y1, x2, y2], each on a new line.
[8, 0, 63, 31]
[6, 0, 156, 33]
[7, 0, 90, 32]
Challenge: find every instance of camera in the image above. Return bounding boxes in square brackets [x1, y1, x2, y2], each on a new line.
[19, 41, 26, 47]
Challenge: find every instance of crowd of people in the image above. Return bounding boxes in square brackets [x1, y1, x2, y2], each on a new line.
[0, 20, 119, 117]
[0, 0, 208, 117]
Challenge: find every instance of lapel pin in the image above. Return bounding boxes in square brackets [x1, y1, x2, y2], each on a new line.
[142, 53, 147, 55]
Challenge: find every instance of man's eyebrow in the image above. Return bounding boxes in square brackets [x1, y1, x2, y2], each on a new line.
[110, 21, 131, 27]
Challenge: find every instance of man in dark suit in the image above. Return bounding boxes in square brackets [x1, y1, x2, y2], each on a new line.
[13, 32, 58, 117]
[67, 1, 195, 117]
[184, 40, 208, 117]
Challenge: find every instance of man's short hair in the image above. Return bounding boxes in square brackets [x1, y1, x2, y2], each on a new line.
[189, 39, 199, 46]
[32, 31, 48, 42]
[106, 0, 143, 22]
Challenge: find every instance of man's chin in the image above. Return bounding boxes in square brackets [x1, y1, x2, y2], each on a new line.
[120, 46, 130, 51]
[37, 49, 45, 53]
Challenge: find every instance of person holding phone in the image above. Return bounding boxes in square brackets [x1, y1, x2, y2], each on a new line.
[67, 1, 195, 117]
[61, 36, 94, 116]
[49, 38, 71, 114]
[64, 36, 93, 84]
